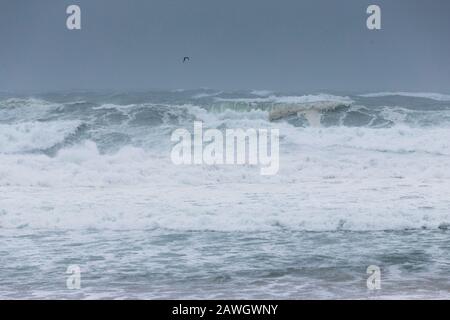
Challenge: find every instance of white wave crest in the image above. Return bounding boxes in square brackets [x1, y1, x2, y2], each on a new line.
[215, 94, 353, 104]
[0, 120, 82, 154]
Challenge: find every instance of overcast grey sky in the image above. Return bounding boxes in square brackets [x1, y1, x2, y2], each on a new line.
[1, 0, 449, 93]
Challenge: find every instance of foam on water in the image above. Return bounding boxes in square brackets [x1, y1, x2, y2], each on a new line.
[1, 93, 450, 231]
[1, 123, 450, 231]
[1, 91, 450, 299]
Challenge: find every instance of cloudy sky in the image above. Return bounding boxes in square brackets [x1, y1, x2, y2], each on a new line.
[1, 0, 449, 93]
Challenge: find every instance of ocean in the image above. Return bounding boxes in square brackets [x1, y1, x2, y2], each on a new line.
[0, 89, 449, 299]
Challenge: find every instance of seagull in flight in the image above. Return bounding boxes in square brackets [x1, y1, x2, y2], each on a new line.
[183, 56, 190, 63]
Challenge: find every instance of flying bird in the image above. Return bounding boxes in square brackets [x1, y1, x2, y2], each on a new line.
[183, 57, 190, 63]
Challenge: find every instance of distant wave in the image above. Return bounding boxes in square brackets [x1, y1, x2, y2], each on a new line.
[250, 90, 273, 97]
[2, 93, 450, 158]
[359, 92, 450, 101]
[191, 91, 223, 99]
[215, 93, 353, 104]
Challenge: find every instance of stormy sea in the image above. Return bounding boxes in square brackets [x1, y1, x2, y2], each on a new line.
[0, 89, 449, 299]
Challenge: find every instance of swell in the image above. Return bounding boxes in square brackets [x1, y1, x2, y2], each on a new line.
[2, 92, 450, 155]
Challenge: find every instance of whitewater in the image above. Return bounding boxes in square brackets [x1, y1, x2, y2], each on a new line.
[0, 90, 449, 299]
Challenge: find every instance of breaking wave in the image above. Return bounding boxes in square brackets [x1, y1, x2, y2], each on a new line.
[1, 90, 450, 231]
